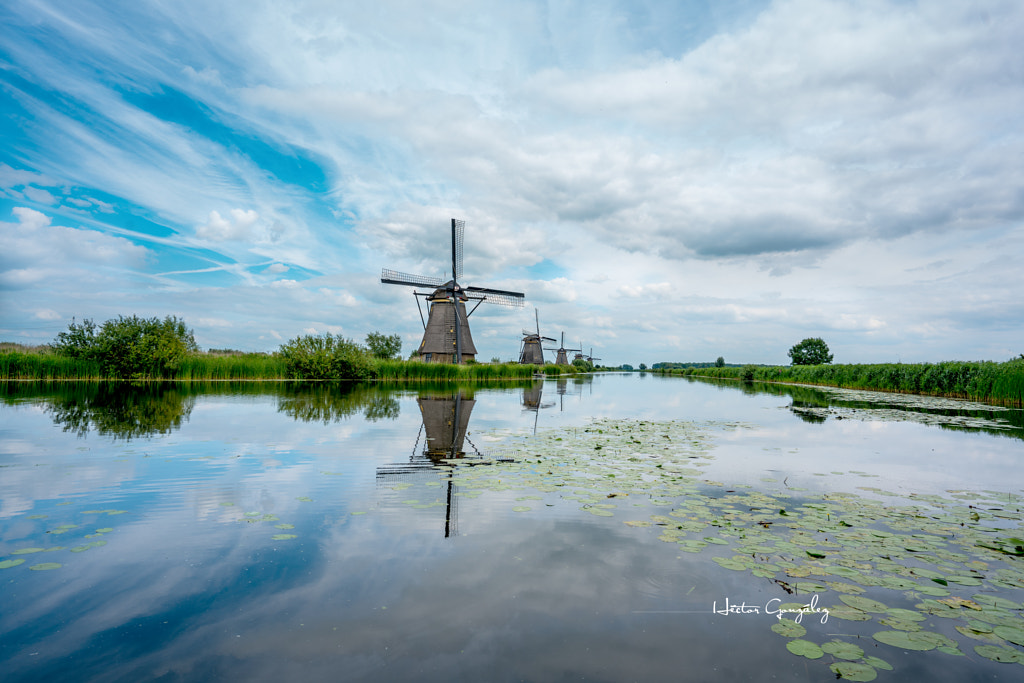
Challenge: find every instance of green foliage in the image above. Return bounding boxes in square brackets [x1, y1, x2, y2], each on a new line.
[572, 358, 594, 372]
[655, 359, 1024, 406]
[52, 317, 98, 358]
[639, 363, 648, 370]
[788, 337, 833, 366]
[715, 356, 725, 368]
[741, 364, 757, 381]
[52, 315, 198, 379]
[279, 333, 374, 380]
[365, 332, 402, 359]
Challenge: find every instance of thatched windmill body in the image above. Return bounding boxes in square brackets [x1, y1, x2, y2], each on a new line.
[381, 219, 525, 363]
[546, 332, 582, 366]
[519, 308, 555, 365]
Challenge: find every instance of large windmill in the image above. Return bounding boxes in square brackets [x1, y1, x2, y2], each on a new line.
[381, 218, 525, 363]
[519, 308, 555, 365]
[545, 332, 582, 366]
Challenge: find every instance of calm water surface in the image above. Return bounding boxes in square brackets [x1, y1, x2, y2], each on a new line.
[1, 375, 1023, 682]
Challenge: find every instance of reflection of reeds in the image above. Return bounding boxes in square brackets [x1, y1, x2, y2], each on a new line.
[658, 360, 1024, 406]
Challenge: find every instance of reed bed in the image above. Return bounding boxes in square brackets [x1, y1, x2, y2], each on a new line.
[658, 360, 1024, 406]
[2, 349, 574, 382]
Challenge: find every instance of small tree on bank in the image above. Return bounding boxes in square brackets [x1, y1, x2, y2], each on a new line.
[715, 356, 725, 367]
[788, 337, 833, 366]
[365, 332, 402, 359]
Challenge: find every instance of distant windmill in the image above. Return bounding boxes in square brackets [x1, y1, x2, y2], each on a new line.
[381, 218, 525, 363]
[519, 308, 555, 365]
[586, 347, 602, 364]
[545, 332, 582, 366]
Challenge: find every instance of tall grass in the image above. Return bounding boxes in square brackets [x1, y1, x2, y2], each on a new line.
[170, 353, 289, 380]
[657, 360, 1024, 406]
[2, 349, 578, 382]
[373, 360, 550, 380]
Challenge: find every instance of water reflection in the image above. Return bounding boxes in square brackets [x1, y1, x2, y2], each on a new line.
[681, 376, 1024, 439]
[376, 388, 515, 537]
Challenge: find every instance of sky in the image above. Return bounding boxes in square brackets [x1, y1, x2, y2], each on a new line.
[2, 0, 1023, 367]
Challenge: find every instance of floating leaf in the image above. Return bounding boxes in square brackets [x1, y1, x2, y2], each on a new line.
[274, 524, 294, 529]
[0, 559, 26, 569]
[861, 656, 892, 671]
[271, 534, 297, 540]
[839, 595, 888, 613]
[992, 625, 1024, 646]
[829, 662, 877, 682]
[512, 506, 531, 512]
[820, 640, 864, 660]
[770, 619, 806, 638]
[11, 548, 46, 555]
[785, 639, 823, 659]
[973, 645, 1024, 663]
[29, 563, 61, 570]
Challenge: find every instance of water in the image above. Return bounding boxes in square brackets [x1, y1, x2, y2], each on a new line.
[1, 375, 1023, 682]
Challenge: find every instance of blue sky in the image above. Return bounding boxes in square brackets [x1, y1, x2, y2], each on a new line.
[2, 0, 1023, 366]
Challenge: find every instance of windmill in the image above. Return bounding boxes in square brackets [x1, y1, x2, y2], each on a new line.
[519, 308, 555, 365]
[586, 347, 602, 365]
[545, 332, 582, 366]
[381, 218, 525, 363]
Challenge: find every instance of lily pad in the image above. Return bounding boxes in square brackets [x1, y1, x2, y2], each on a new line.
[839, 595, 888, 613]
[271, 534, 297, 540]
[973, 644, 1024, 663]
[770, 619, 806, 638]
[820, 640, 864, 660]
[785, 639, 824, 659]
[828, 662, 877, 681]
[0, 559, 26, 569]
[29, 562, 61, 570]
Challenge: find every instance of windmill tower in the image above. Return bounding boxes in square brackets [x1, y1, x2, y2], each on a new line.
[381, 218, 525, 363]
[545, 332, 582, 366]
[519, 308, 555, 365]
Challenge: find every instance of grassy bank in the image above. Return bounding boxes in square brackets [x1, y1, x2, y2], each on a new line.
[0, 349, 574, 382]
[657, 360, 1024, 406]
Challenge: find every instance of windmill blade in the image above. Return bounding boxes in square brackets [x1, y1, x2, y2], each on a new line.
[464, 286, 525, 308]
[452, 218, 465, 281]
[381, 268, 444, 289]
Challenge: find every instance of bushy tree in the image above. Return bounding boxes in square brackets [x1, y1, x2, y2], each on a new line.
[365, 332, 402, 359]
[715, 356, 725, 367]
[572, 358, 593, 372]
[279, 333, 374, 380]
[53, 315, 197, 378]
[788, 337, 833, 366]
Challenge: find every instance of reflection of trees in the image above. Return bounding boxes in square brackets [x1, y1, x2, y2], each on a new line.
[686, 376, 1024, 439]
[275, 383, 401, 423]
[22, 383, 196, 440]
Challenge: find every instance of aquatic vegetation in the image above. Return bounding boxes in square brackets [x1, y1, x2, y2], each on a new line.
[422, 417, 1024, 681]
[660, 360, 1024, 406]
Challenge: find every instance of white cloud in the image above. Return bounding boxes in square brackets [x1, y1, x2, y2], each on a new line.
[196, 209, 261, 242]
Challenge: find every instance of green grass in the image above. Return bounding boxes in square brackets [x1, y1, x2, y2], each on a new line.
[1, 349, 579, 382]
[657, 360, 1024, 406]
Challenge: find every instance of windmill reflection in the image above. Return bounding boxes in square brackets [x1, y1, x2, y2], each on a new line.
[522, 379, 555, 433]
[377, 389, 510, 537]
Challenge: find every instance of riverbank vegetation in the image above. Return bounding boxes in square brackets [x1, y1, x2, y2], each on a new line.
[657, 360, 1024, 406]
[1, 323, 579, 382]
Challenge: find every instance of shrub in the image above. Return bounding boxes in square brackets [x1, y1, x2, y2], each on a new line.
[279, 333, 374, 380]
[53, 315, 198, 379]
[741, 364, 758, 381]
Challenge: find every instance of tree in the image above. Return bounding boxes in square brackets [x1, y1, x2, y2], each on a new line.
[365, 332, 402, 359]
[788, 337, 833, 365]
[639, 363, 648, 371]
[53, 315, 197, 379]
[715, 356, 725, 367]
